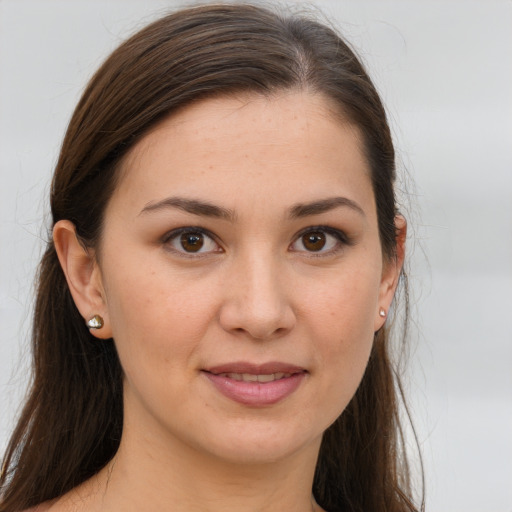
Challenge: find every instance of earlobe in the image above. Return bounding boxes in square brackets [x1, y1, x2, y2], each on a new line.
[374, 214, 407, 332]
[53, 220, 112, 339]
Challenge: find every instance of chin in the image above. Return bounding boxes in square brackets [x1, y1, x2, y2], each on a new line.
[194, 417, 324, 466]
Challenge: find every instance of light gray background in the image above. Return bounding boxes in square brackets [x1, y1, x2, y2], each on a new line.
[1, 1, 511, 510]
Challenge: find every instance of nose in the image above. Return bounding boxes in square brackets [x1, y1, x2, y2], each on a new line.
[218, 251, 296, 340]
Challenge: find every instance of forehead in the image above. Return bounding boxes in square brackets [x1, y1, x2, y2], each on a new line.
[110, 91, 374, 218]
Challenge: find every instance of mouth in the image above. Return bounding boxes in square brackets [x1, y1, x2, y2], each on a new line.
[202, 362, 307, 407]
[212, 372, 295, 382]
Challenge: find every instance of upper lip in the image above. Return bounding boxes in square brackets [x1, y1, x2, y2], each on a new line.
[204, 361, 306, 375]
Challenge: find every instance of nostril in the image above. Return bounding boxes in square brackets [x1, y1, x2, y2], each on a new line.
[218, 281, 297, 339]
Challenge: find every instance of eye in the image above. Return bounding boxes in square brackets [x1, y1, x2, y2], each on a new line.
[164, 228, 221, 255]
[290, 227, 347, 254]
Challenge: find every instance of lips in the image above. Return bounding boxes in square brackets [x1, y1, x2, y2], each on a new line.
[202, 362, 307, 407]
[215, 372, 293, 382]
[206, 361, 305, 375]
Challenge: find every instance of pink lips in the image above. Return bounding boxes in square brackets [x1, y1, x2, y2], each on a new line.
[202, 362, 306, 407]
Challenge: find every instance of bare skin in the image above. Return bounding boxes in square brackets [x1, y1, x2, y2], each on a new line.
[50, 91, 404, 512]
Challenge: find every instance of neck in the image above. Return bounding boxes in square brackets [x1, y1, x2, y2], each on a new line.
[69, 418, 323, 512]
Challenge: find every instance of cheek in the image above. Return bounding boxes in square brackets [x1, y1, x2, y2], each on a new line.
[300, 264, 381, 410]
[313, 291, 375, 383]
[102, 257, 217, 377]
[303, 262, 381, 345]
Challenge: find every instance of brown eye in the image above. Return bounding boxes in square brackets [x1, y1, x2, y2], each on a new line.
[290, 228, 343, 255]
[180, 232, 204, 252]
[302, 232, 326, 251]
[166, 229, 220, 255]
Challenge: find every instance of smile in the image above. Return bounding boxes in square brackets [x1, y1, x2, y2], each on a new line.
[215, 372, 293, 382]
[203, 362, 307, 407]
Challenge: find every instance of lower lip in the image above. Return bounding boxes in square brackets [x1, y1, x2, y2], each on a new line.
[203, 372, 306, 407]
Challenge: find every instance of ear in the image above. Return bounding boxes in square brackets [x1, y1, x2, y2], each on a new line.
[53, 220, 112, 339]
[374, 214, 407, 332]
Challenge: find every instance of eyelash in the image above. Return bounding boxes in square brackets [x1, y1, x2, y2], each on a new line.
[161, 227, 221, 258]
[161, 225, 352, 258]
[290, 226, 352, 257]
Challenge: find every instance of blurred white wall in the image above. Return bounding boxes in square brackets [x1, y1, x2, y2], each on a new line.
[1, 1, 511, 510]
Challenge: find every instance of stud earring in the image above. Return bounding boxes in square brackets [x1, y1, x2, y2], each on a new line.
[86, 314, 104, 329]
[379, 308, 386, 318]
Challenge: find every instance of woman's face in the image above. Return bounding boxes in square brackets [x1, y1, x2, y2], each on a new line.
[94, 91, 399, 464]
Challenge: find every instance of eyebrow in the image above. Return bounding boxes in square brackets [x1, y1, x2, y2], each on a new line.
[139, 197, 236, 221]
[139, 195, 364, 221]
[289, 196, 365, 219]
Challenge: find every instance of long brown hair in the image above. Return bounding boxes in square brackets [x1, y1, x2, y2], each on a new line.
[0, 4, 422, 511]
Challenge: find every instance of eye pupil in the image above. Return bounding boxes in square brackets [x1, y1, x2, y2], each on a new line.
[180, 233, 204, 252]
[302, 232, 326, 251]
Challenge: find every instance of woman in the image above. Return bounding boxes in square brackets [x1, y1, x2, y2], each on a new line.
[0, 3, 421, 511]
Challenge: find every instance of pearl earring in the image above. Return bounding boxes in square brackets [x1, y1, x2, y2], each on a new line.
[379, 308, 386, 318]
[86, 314, 104, 329]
